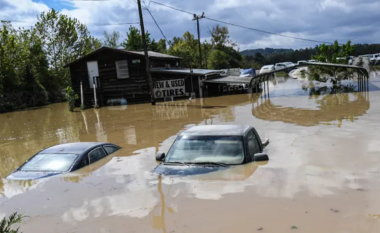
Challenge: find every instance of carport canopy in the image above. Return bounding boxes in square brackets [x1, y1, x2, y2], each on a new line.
[203, 76, 252, 84]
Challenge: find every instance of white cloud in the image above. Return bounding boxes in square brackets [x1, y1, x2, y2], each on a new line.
[319, 0, 353, 13]
[0, 0, 49, 27]
[1, 0, 380, 49]
[240, 32, 312, 50]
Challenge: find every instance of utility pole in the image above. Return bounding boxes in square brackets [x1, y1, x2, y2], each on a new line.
[193, 13, 205, 69]
[204, 43, 208, 69]
[137, 0, 156, 105]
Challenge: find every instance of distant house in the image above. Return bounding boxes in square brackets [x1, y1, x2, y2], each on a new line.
[65, 47, 224, 106]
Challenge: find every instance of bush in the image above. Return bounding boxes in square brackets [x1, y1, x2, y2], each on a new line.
[0, 213, 24, 233]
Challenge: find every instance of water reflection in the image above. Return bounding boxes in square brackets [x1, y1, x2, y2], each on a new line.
[2, 73, 380, 232]
[150, 176, 167, 233]
[0, 94, 253, 184]
[252, 78, 371, 126]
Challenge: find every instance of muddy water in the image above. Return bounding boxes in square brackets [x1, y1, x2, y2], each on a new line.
[1, 74, 380, 232]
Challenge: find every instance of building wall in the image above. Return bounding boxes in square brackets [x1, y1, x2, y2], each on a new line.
[69, 49, 180, 106]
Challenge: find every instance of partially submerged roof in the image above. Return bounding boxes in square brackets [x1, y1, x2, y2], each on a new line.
[125, 50, 180, 59]
[180, 125, 251, 136]
[203, 76, 252, 84]
[40, 142, 110, 154]
[151, 68, 222, 76]
[64, 47, 180, 67]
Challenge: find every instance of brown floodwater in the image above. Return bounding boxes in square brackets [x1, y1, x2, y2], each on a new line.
[1, 73, 380, 232]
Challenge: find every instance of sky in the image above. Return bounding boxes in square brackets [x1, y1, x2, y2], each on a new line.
[1, 0, 380, 50]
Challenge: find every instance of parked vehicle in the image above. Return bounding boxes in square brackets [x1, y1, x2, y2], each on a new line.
[274, 63, 288, 70]
[297, 60, 307, 65]
[259, 65, 275, 74]
[370, 54, 380, 65]
[154, 125, 269, 176]
[284, 62, 296, 67]
[337, 57, 353, 65]
[349, 56, 354, 65]
[6, 142, 121, 180]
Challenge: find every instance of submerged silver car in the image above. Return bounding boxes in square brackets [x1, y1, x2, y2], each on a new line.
[154, 125, 269, 176]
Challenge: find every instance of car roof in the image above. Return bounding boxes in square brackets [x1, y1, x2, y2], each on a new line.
[40, 142, 113, 154]
[180, 125, 252, 136]
[261, 65, 274, 68]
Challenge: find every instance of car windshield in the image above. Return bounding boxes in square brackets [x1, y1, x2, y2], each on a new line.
[165, 136, 245, 165]
[20, 153, 79, 172]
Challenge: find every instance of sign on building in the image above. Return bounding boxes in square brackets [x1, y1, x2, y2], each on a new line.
[154, 79, 186, 98]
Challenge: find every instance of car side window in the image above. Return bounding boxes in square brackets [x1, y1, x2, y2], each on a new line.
[88, 147, 107, 164]
[247, 130, 261, 159]
[104, 146, 119, 155]
[80, 156, 89, 168]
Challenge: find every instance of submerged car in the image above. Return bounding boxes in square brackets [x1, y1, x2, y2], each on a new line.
[154, 125, 269, 176]
[6, 142, 121, 180]
[259, 65, 275, 74]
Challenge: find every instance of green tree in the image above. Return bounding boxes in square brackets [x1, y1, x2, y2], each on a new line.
[35, 8, 95, 87]
[121, 26, 162, 51]
[308, 40, 356, 85]
[103, 31, 120, 48]
[207, 25, 243, 69]
[0, 21, 48, 108]
[149, 38, 167, 53]
[208, 50, 230, 69]
[65, 86, 78, 112]
[168, 31, 198, 68]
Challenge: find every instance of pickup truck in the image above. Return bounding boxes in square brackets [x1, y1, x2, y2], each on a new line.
[154, 125, 269, 176]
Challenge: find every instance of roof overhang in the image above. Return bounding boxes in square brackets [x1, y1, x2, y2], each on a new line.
[64, 47, 180, 68]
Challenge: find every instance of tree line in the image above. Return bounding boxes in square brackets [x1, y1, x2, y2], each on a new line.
[245, 43, 380, 69]
[2, 8, 377, 113]
[0, 9, 246, 112]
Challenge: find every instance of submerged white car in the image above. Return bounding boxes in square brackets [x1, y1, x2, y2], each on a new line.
[259, 65, 275, 74]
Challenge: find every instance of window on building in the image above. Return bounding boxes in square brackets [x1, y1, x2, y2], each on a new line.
[116, 60, 130, 79]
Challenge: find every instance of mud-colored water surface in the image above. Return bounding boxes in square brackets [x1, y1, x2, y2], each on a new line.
[1, 74, 380, 233]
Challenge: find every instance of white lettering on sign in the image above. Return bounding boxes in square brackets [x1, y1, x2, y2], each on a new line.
[153, 102, 188, 120]
[153, 79, 186, 98]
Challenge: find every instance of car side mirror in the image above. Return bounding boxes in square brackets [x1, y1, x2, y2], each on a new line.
[156, 152, 166, 161]
[253, 153, 269, 162]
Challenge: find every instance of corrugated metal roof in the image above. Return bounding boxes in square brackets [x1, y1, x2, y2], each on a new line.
[203, 76, 253, 84]
[124, 50, 180, 59]
[64, 47, 180, 67]
[151, 68, 222, 75]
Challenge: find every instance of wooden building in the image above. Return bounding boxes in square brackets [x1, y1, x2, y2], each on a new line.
[65, 47, 223, 106]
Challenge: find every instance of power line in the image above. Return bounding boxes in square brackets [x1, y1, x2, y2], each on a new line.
[150, 1, 334, 44]
[71, 0, 111, 1]
[145, 8, 167, 42]
[88, 22, 140, 26]
[150, 1, 193, 15]
[204, 17, 333, 44]
[2, 20, 139, 26]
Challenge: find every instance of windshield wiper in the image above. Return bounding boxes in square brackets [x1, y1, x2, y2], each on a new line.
[163, 161, 228, 167]
[190, 162, 228, 167]
[163, 162, 188, 165]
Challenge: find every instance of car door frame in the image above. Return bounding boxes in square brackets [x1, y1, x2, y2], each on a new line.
[87, 146, 108, 165]
[102, 145, 121, 155]
[244, 128, 264, 163]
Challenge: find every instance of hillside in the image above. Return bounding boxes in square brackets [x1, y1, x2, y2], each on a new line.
[240, 48, 294, 57]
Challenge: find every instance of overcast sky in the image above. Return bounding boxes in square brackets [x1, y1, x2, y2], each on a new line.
[1, 0, 380, 50]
